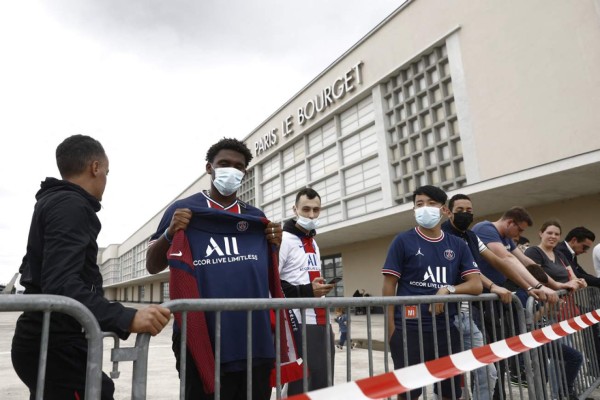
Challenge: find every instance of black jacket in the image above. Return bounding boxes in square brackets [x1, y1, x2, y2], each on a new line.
[555, 241, 600, 288]
[14, 178, 136, 349]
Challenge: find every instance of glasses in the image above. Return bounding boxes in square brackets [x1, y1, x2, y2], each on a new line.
[512, 221, 525, 233]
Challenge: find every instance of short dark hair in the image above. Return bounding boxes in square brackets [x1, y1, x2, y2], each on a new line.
[539, 219, 562, 235]
[205, 138, 253, 167]
[56, 134, 106, 178]
[565, 227, 596, 242]
[448, 194, 471, 212]
[296, 188, 321, 204]
[501, 206, 533, 227]
[517, 236, 530, 245]
[526, 264, 548, 284]
[413, 185, 447, 205]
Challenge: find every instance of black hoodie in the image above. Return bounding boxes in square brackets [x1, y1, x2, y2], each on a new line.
[13, 178, 136, 349]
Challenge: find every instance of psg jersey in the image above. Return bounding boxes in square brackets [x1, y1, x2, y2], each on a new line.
[167, 207, 275, 366]
[382, 227, 480, 330]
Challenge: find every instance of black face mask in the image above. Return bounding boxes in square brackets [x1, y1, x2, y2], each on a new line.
[453, 212, 473, 231]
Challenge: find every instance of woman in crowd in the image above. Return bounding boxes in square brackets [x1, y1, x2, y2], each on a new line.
[524, 219, 586, 399]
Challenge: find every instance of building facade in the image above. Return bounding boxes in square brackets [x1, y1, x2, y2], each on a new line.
[99, 0, 600, 303]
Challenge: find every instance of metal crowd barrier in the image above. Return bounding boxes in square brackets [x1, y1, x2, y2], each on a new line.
[0, 294, 105, 400]
[526, 287, 600, 400]
[4, 290, 600, 400]
[127, 294, 534, 400]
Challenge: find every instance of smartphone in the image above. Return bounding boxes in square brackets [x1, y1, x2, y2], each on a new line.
[327, 277, 342, 284]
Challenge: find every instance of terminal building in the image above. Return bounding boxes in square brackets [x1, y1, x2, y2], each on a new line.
[99, 0, 600, 304]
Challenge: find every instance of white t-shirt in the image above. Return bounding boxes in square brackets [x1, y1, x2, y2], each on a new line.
[593, 243, 600, 277]
[279, 231, 324, 325]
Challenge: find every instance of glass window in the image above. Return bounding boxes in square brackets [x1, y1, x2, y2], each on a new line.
[282, 140, 305, 169]
[341, 124, 378, 165]
[309, 146, 338, 181]
[344, 157, 381, 196]
[383, 43, 465, 204]
[283, 164, 306, 194]
[262, 177, 281, 203]
[262, 155, 280, 181]
[321, 254, 343, 297]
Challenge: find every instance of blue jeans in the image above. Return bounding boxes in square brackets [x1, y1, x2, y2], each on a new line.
[454, 311, 497, 400]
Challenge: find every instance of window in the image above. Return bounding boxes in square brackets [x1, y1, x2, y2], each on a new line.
[321, 255, 343, 297]
[238, 168, 255, 205]
[383, 43, 466, 204]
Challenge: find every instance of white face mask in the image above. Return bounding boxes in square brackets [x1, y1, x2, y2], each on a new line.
[415, 206, 441, 229]
[296, 215, 320, 231]
[212, 167, 244, 196]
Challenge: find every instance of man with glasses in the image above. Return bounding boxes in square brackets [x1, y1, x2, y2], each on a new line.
[472, 206, 562, 399]
[472, 207, 562, 301]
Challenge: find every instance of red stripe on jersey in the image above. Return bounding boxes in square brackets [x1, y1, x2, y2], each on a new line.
[301, 236, 315, 253]
[308, 270, 326, 325]
[415, 226, 444, 242]
[206, 197, 241, 214]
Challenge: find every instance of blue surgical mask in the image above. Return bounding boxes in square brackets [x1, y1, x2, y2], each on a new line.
[296, 215, 320, 231]
[212, 167, 244, 196]
[415, 206, 442, 229]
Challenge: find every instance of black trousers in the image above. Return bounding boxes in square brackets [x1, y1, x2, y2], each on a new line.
[172, 331, 272, 400]
[11, 339, 115, 400]
[287, 323, 335, 395]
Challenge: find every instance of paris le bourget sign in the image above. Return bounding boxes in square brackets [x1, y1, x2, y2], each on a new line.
[254, 61, 364, 157]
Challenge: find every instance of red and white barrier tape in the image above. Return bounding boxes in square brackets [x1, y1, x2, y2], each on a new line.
[286, 308, 600, 400]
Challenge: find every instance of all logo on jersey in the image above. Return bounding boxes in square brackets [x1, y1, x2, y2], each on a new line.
[192, 236, 259, 267]
[410, 266, 449, 288]
[206, 237, 239, 257]
[423, 266, 448, 283]
[444, 249, 455, 261]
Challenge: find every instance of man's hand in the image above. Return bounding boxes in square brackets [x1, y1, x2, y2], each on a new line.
[561, 280, 580, 292]
[429, 287, 450, 315]
[311, 277, 334, 297]
[531, 286, 559, 304]
[491, 285, 513, 304]
[167, 208, 193, 239]
[129, 305, 171, 336]
[576, 278, 587, 289]
[265, 222, 282, 248]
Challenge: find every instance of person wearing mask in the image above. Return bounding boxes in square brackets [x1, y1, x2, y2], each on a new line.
[12, 135, 171, 400]
[382, 185, 482, 400]
[145, 138, 288, 400]
[278, 188, 335, 395]
[442, 194, 515, 400]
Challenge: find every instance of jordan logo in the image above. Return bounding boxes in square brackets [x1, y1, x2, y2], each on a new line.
[415, 248, 424, 256]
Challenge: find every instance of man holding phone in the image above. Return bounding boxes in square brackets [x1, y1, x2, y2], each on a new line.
[279, 188, 335, 394]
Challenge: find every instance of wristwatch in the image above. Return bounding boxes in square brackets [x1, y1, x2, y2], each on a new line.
[446, 285, 456, 294]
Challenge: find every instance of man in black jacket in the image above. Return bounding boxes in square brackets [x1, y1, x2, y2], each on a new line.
[555, 227, 598, 287]
[12, 135, 171, 400]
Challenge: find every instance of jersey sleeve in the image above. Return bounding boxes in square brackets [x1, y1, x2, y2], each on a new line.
[458, 240, 480, 279]
[382, 234, 404, 279]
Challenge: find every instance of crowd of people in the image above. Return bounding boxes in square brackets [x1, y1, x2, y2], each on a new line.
[9, 134, 600, 400]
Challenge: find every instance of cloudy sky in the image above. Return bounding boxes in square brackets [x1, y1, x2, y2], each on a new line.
[0, 0, 402, 284]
